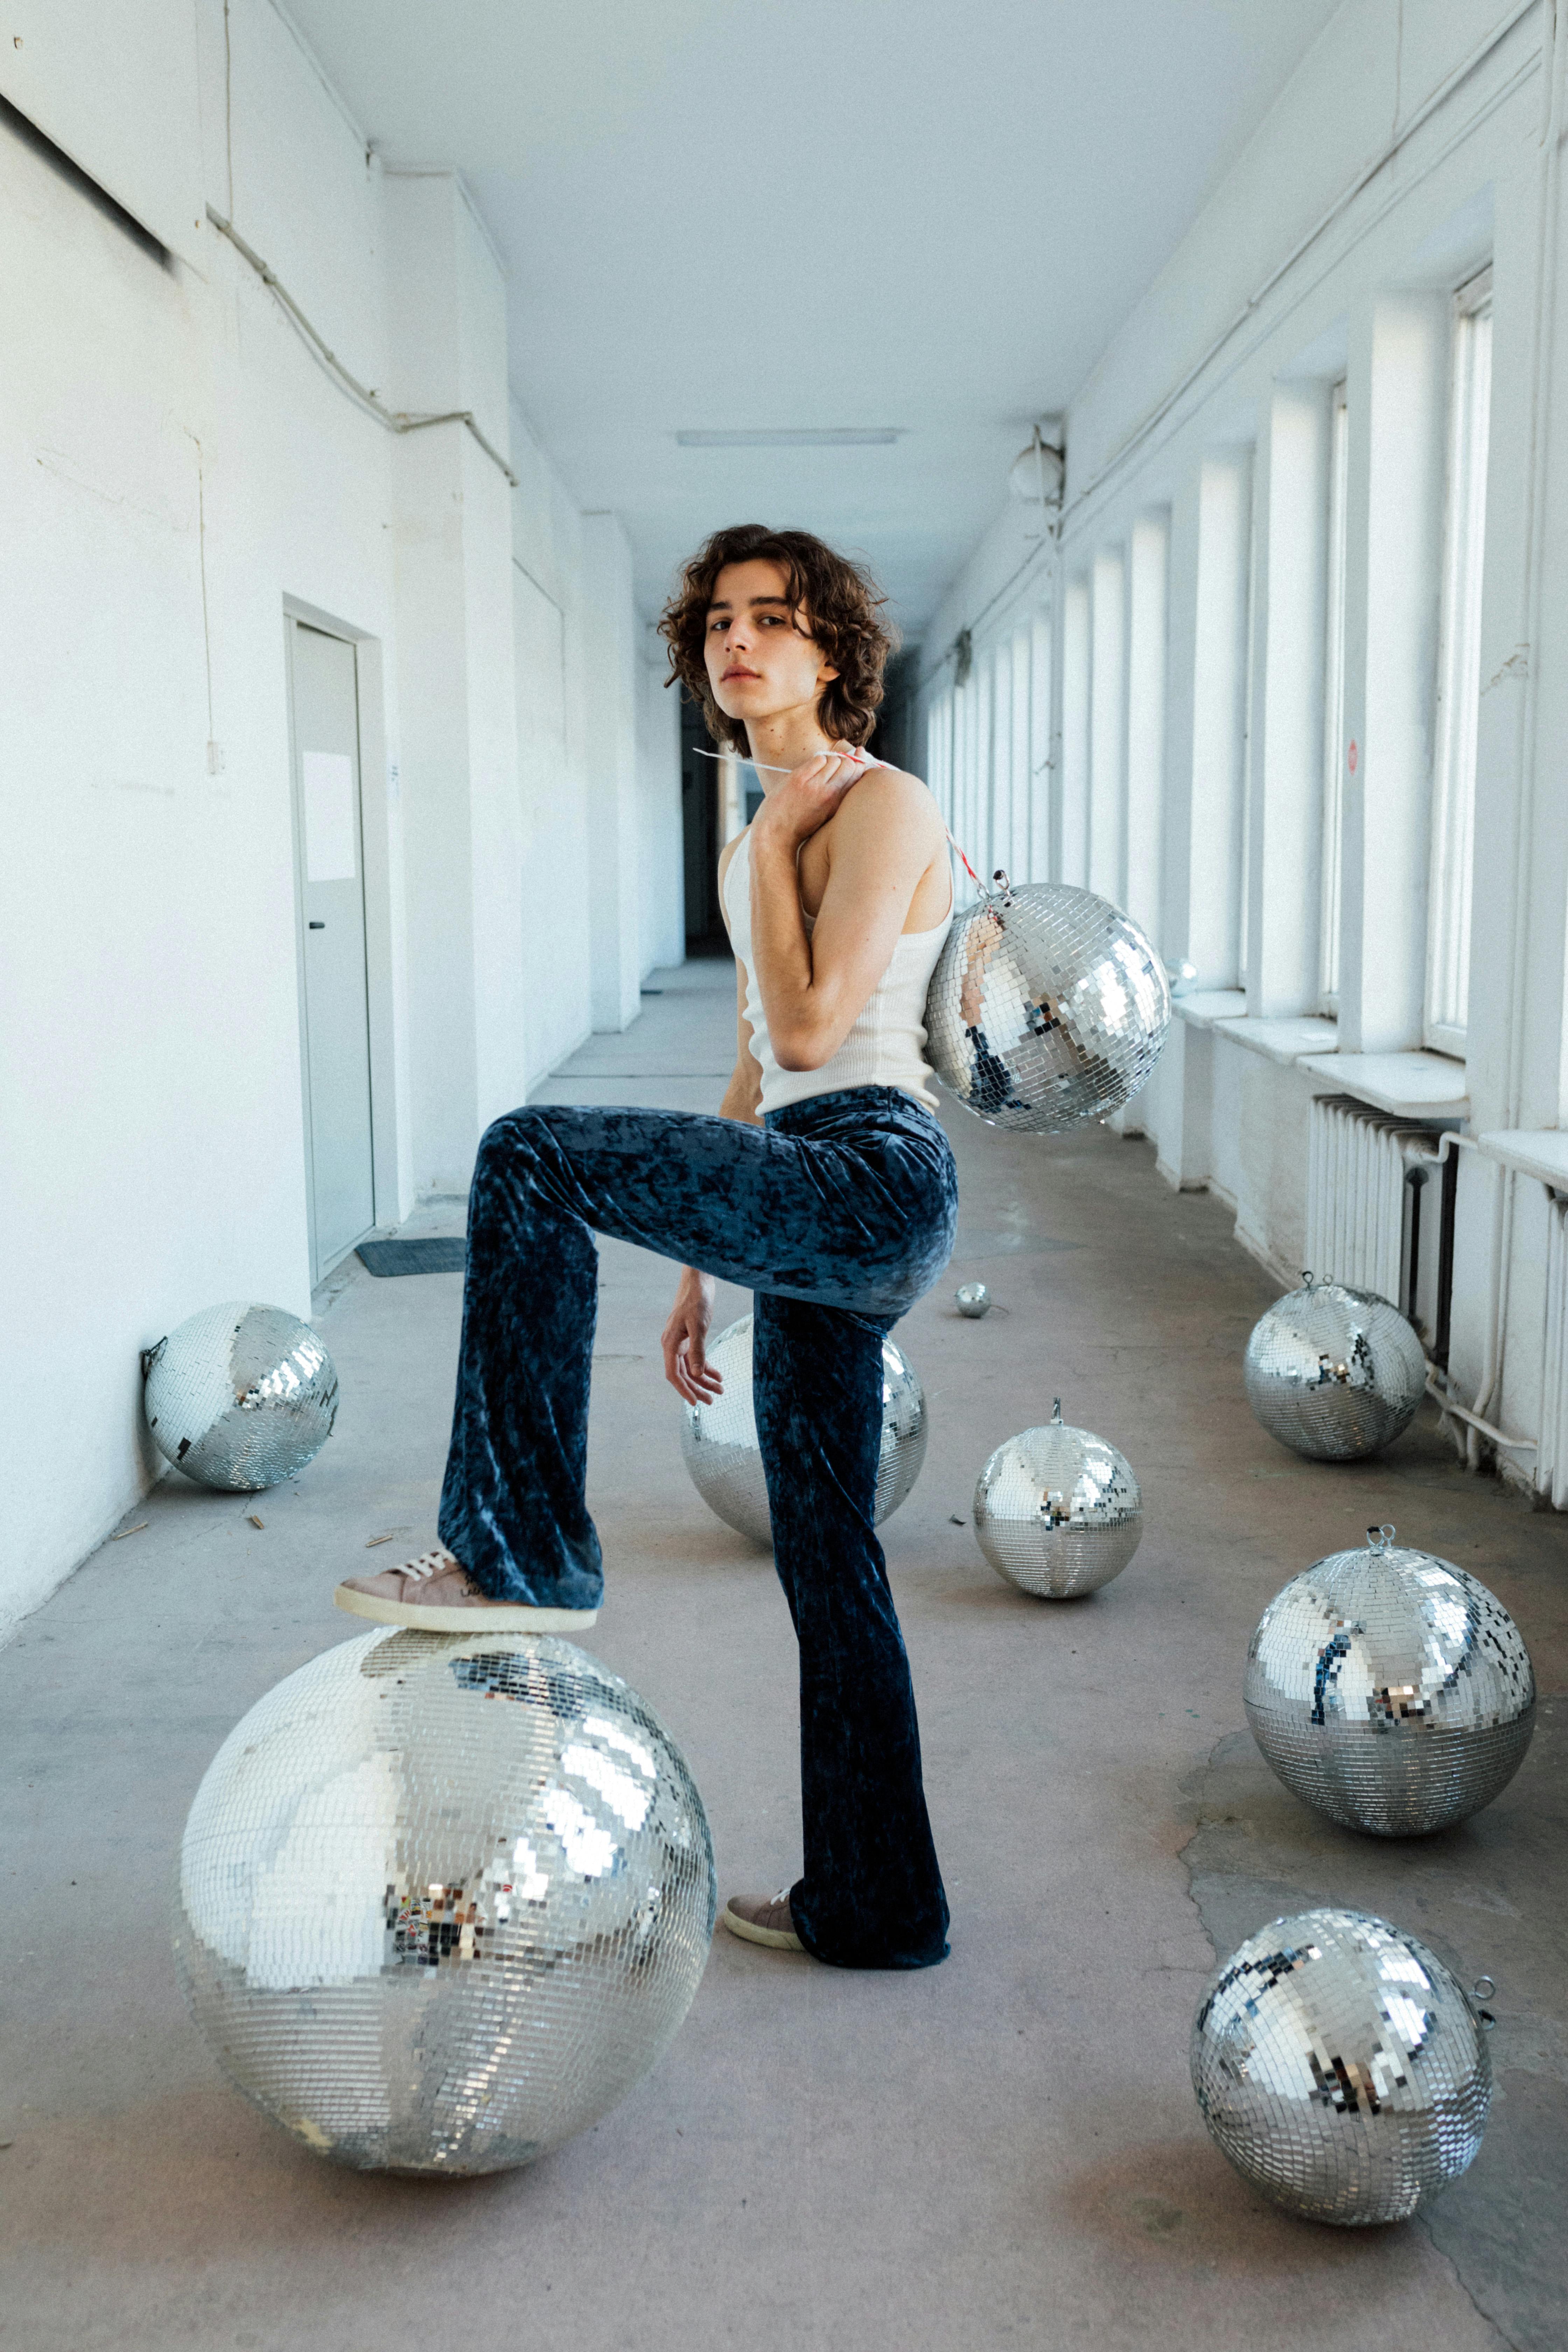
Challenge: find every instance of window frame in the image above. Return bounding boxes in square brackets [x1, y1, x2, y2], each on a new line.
[1318, 376, 1350, 1015]
[1423, 265, 1493, 1059]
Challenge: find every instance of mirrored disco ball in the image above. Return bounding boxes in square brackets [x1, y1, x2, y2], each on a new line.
[973, 1399, 1142, 1597]
[925, 876, 1171, 1133]
[955, 1283, 992, 1318]
[680, 1314, 927, 1548]
[1245, 1523, 1535, 1835]
[174, 1628, 716, 2175]
[1192, 1907, 1492, 2224]
[143, 1301, 338, 1490]
[1244, 1274, 1426, 1461]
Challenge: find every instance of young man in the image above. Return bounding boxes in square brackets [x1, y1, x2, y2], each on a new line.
[337, 524, 958, 1969]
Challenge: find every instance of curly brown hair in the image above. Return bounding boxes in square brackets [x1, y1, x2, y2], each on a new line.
[658, 523, 896, 752]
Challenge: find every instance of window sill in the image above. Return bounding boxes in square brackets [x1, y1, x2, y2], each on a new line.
[1171, 989, 1247, 1031]
[1476, 1129, 1568, 1190]
[1211, 1014, 1339, 1068]
[1294, 1049, 1470, 1120]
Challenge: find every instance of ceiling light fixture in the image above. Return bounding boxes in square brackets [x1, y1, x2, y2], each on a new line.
[675, 428, 903, 448]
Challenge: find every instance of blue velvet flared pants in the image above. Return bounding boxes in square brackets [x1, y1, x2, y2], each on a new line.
[437, 1084, 959, 1970]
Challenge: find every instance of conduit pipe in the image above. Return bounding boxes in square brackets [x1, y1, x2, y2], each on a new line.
[1405, 1133, 1536, 1467]
[204, 206, 520, 489]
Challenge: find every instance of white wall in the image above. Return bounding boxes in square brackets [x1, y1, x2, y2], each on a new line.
[638, 642, 685, 975]
[0, 0, 682, 1637]
[921, 0, 1568, 1499]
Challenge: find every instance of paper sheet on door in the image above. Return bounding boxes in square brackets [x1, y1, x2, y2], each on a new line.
[302, 750, 356, 881]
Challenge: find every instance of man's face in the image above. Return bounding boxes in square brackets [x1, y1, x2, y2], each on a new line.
[704, 558, 838, 730]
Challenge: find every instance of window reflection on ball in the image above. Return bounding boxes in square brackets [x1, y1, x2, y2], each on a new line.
[142, 1300, 339, 1490]
[174, 1629, 716, 2175]
[1244, 1524, 1535, 1835]
[973, 1400, 1142, 1597]
[1192, 1908, 1492, 2224]
[681, 1315, 927, 1548]
[1243, 1274, 1426, 1461]
[925, 878, 1170, 1133]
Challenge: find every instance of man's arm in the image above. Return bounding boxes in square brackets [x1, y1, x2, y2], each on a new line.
[748, 763, 943, 1072]
[718, 943, 764, 1124]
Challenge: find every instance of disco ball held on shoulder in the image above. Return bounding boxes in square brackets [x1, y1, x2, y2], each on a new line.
[924, 872, 1171, 1133]
[174, 1628, 715, 2175]
[680, 1315, 927, 1549]
[973, 1399, 1142, 1597]
[1244, 1273, 1426, 1461]
[1192, 1906, 1493, 2224]
[1244, 1523, 1535, 1836]
[142, 1301, 339, 1490]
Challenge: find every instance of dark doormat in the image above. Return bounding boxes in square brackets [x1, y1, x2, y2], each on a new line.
[357, 1237, 467, 1277]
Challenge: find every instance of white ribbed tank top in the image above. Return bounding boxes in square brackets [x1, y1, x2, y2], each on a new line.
[723, 807, 954, 1116]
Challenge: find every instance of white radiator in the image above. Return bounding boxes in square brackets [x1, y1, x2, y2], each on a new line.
[1539, 1192, 1568, 1510]
[1305, 1094, 1451, 1338]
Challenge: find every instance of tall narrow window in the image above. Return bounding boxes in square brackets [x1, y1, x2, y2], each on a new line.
[1237, 501, 1260, 986]
[1426, 269, 1493, 1055]
[1319, 379, 1349, 1012]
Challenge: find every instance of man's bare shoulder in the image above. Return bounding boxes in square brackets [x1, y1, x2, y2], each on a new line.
[834, 761, 944, 841]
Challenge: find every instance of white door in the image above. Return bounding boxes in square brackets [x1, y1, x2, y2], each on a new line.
[288, 620, 374, 1282]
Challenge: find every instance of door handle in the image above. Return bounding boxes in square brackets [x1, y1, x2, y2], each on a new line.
[308, 920, 326, 930]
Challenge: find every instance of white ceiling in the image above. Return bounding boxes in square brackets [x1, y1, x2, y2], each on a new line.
[287, 0, 1340, 637]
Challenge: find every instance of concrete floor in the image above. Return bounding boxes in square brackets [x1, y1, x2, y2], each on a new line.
[4, 957, 1564, 2352]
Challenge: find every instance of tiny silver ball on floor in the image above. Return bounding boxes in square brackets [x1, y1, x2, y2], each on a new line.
[142, 1301, 338, 1490]
[924, 876, 1171, 1133]
[955, 1282, 991, 1318]
[1243, 1273, 1426, 1461]
[681, 1314, 926, 1548]
[973, 1399, 1142, 1597]
[1245, 1523, 1535, 1835]
[174, 1630, 716, 2174]
[1192, 1907, 1492, 2224]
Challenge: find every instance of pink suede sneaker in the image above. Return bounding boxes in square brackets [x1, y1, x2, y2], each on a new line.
[335, 1546, 599, 1634]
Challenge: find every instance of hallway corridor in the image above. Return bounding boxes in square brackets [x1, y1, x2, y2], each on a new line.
[2, 964, 1563, 2352]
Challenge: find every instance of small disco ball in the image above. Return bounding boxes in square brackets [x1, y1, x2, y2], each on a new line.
[924, 875, 1170, 1133]
[143, 1301, 338, 1490]
[1192, 1907, 1494, 2224]
[680, 1314, 926, 1549]
[1244, 1273, 1427, 1461]
[973, 1399, 1142, 1597]
[174, 1628, 715, 2175]
[955, 1283, 992, 1318]
[1245, 1524, 1535, 1836]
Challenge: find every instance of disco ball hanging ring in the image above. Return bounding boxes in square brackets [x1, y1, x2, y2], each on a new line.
[174, 1629, 716, 2174]
[924, 873, 1171, 1132]
[973, 1399, 1142, 1597]
[142, 1301, 339, 1490]
[1244, 1523, 1535, 1835]
[1192, 1907, 1493, 2224]
[681, 1315, 926, 1548]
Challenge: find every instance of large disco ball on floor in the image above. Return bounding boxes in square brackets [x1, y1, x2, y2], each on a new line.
[1244, 1274, 1426, 1461]
[680, 1314, 926, 1548]
[174, 1629, 715, 2175]
[143, 1301, 338, 1489]
[973, 1400, 1142, 1597]
[1192, 1907, 1493, 2224]
[1244, 1524, 1535, 1835]
[924, 876, 1170, 1132]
